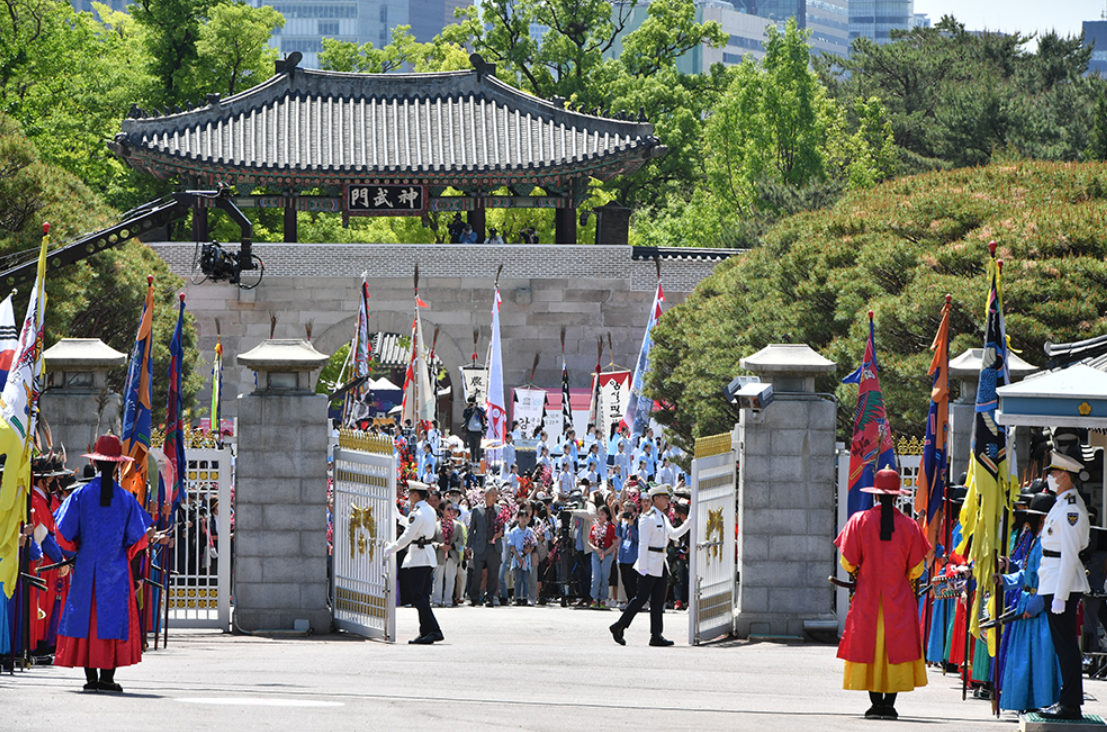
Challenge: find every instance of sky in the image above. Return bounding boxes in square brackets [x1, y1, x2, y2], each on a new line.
[914, 0, 1103, 39]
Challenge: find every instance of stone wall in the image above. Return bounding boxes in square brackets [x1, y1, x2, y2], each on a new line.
[153, 243, 733, 429]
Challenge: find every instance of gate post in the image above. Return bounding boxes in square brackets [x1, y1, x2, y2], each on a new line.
[235, 339, 331, 632]
[40, 338, 127, 452]
[735, 344, 837, 638]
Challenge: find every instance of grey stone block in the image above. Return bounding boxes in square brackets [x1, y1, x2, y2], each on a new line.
[245, 529, 302, 557]
[740, 534, 769, 561]
[263, 504, 318, 531]
[739, 585, 769, 614]
[769, 429, 810, 457]
[236, 581, 300, 610]
[755, 508, 810, 535]
[740, 480, 771, 509]
[261, 556, 311, 583]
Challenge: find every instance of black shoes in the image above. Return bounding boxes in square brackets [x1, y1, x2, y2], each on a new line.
[649, 636, 675, 647]
[408, 630, 445, 645]
[609, 623, 626, 646]
[863, 706, 896, 720]
[97, 681, 124, 693]
[1038, 703, 1081, 720]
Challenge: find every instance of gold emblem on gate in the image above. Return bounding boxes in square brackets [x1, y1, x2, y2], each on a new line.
[705, 508, 724, 566]
[349, 504, 377, 561]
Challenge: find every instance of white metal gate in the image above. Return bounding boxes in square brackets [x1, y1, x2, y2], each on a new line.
[168, 447, 232, 629]
[332, 430, 397, 641]
[689, 433, 737, 645]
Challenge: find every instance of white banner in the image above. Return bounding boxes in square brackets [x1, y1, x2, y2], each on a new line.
[594, 371, 632, 442]
[545, 410, 564, 446]
[460, 365, 488, 405]
[513, 388, 547, 440]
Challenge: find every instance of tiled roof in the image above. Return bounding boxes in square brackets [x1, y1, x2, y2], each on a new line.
[372, 332, 443, 370]
[111, 56, 666, 190]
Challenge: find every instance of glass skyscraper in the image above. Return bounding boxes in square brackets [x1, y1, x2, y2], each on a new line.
[848, 0, 913, 44]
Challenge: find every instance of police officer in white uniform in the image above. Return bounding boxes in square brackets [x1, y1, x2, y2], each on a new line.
[1037, 451, 1091, 720]
[384, 481, 443, 644]
[609, 484, 691, 646]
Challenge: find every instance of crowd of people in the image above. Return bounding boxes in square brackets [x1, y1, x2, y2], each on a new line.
[328, 414, 697, 642]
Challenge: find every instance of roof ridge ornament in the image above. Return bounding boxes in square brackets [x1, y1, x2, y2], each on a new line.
[275, 51, 303, 77]
[469, 53, 497, 81]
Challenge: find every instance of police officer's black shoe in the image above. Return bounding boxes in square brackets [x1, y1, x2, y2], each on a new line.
[863, 706, 881, 719]
[1038, 703, 1081, 720]
[409, 634, 436, 645]
[609, 623, 625, 646]
[649, 635, 675, 647]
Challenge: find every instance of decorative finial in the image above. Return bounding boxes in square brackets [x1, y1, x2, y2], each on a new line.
[945, 294, 952, 304]
[867, 310, 874, 320]
[179, 292, 186, 302]
[42, 222, 50, 234]
[988, 240, 997, 256]
[147, 274, 154, 285]
[997, 259, 1003, 272]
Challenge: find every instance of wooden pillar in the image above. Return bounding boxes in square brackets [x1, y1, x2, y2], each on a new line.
[192, 206, 209, 242]
[555, 205, 577, 245]
[283, 197, 298, 243]
[467, 204, 486, 243]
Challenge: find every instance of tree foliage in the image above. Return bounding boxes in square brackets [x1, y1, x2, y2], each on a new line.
[0, 114, 201, 417]
[647, 160, 1107, 456]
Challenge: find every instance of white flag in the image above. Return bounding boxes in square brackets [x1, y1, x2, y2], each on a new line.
[484, 288, 506, 444]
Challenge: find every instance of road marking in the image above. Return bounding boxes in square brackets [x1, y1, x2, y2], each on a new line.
[177, 697, 343, 708]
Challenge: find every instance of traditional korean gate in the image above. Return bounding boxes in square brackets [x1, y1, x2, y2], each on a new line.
[167, 446, 232, 629]
[689, 432, 737, 645]
[331, 430, 397, 641]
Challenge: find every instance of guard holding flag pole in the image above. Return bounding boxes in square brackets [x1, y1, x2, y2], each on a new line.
[834, 468, 930, 720]
[1037, 451, 1090, 720]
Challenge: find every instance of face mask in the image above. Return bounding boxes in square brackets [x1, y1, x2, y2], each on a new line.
[1047, 474, 1061, 492]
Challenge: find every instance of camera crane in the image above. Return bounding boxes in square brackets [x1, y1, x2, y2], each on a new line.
[0, 187, 260, 291]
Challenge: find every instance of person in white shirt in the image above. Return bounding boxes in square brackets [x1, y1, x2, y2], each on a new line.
[609, 484, 691, 647]
[536, 446, 552, 472]
[383, 481, 443, 644]
[501, 432, 516, 478]
[426, 420, 442, 458]
[557, 464, 576, 498]
[1037, 451, 1091, 720]
[658, 457, 677, 487]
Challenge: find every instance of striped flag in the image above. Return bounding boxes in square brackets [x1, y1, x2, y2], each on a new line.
[561, 358, 573, 437]
[916, 296, 952, 548]
[0, 225, 49, 598]
[842, 312, 897, 517]
[120, 276, 155, 510]
[0, 294, 17, 389]
[164, 294, 186, 520]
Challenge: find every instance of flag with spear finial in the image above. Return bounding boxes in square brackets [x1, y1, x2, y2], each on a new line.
[0, 222, 49, 598]
[957, 242, 1018, 649]
[560, 326, 572, 438]
[402, 265, 434, 430]
[916, 295, 952, 549]
[485, 265, 506, 450]
[120, 274, 155, 512]
[164, 293, 186, 520]
[842, 310, 897, 517]
[622, 261, 664, 437]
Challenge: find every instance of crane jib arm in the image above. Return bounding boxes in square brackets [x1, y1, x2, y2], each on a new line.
[0, 190, 253, 291]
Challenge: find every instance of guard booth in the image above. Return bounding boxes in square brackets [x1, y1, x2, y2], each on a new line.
[331, 430, 397, 641]
[688, 432, 738, 645]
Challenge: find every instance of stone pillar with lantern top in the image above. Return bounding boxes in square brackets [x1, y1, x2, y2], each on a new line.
[734, 343, 838, 637]
[948, 348, 1037, 488]
[235, 338, 331, 632]
[40, 338, 128, 454]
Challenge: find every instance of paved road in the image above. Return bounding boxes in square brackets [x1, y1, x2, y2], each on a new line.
[2, 604, 1101, 730]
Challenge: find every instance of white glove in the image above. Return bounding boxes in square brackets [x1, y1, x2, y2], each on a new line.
[383, 544, 396, 559]
[1051, 597, 1066, 615]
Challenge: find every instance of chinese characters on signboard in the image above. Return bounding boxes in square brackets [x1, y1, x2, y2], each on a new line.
[346, 184, 427, 216]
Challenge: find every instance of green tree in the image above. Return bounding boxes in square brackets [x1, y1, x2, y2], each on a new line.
[130, 0, 218, 107]
[0, 114, 201, 416]
[188, 1, 284, 97]
[646, 159, 1107, 455]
